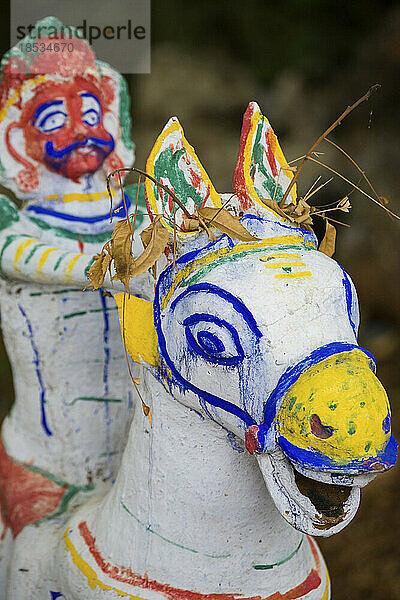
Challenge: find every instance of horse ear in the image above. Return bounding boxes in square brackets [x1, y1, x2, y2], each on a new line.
[233, 102, 297, 214]
[145, 117, 222, 236]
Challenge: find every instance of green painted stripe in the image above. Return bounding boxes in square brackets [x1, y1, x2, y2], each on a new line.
[84, 257, 95, 278]
[121, 501, 230, 559]
[252, 120, 285, 204]
[66, 396, 122, 406]
[61, 306, 118, 320]
[63, 310, 87, 320]
[29, 288, 85, 297]
[99, 450, 120, 457]
[54, 251, 70, 271]
[0, 196, 19, 231]
[253, 536, 304, 570]
[0, 233, 31, 278]
[183, 244, 314, 288]
[88, 306, 118, 314]
[33, 481, 95, 527]
[24, 242, 46, 264]
[24, 462, 94, 491]
[28, 216, 113, 244]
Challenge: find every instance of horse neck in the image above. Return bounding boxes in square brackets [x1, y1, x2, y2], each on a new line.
[84, 367, 303, 592]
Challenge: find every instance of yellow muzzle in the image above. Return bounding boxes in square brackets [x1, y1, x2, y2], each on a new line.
[275, 349, 393, 470]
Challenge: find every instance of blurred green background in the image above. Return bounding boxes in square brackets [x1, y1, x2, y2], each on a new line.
[1, 1, 400, 597]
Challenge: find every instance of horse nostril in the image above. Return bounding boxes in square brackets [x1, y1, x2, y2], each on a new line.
[310, 414, 336, 439]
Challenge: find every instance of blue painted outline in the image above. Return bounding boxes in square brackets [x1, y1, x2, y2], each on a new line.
[183, 313, 245, 366]
[26, 192, 131, 223]
[154, 279, 260, 428]
[175, 234, 234, 267]
[99, 290, 110, 396]
[170, 283, 262, 338]
[240, 213, 318, 246]
[82, 109, 100, 127]
[279, 433, 397, 471]
[45, 136, 114, 159]
[80, 91, 102, 127]
[31, 99, 64, 123]
[197, 331, 225, 353]
[37, 110, 67, 133]
[338, 264, 358, 336]
[262, 341, 376, 431]
[18, 304, 52, 437]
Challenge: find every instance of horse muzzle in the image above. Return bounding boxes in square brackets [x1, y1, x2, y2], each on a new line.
[247, 343, 397, 536]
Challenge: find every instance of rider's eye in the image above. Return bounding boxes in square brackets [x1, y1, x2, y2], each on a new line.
[82, 109, 100, 126]
[32, 100, 67, 133]
[37, 111, 67, 133]
[80, 92, 101, 127]
[183, 314, 244, 366]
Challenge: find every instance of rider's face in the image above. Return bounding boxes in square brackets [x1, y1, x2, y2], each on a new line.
[21, 78, 115, 181]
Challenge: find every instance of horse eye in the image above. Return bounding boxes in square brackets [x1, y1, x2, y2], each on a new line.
[310, 414, 336, 439]
[183, 315, 244, 366]
[196, 331, 225, 354]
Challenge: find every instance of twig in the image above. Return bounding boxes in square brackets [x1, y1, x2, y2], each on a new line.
[204, 193, 236, 227]
[132, 174, 141, 235]
[324, 137, 393, 221]
[303, 175, 322, 202]
[107, 167, 192, 219]
[303, 178, 333, 203]
[306, 156, 400, 220]
[323, 215, 351, 228]
[279, 84, 381, 207]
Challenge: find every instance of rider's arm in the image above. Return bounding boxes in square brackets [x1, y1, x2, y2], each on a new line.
[0, 195, 94, 288]
[0, 195, 153, 296]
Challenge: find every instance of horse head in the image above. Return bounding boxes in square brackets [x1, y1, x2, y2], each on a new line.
[116, 102, 397, 537]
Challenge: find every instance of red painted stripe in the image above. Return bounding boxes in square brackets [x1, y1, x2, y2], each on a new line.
[189, 167, 202, 191]
[233, 103, 255, 211]
[264, 130, 278, 178]
[78, 521, 322, 600]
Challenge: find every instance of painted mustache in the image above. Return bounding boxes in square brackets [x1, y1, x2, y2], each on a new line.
[45, 137, 115, 159]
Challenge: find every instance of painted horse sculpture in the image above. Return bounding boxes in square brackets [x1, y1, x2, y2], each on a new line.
[3, 103, 397, 598]
[0, 18, 149, 595]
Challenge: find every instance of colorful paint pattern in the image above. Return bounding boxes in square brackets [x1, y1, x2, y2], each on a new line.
[62, 522, 327, 600]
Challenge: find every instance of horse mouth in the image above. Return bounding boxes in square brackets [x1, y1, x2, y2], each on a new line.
[256, 447, 376, 536]
[293, 469, 351, 530]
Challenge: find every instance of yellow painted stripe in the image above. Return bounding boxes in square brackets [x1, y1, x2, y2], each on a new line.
[260, 253, 301, 261]
[243, 110, 297, 216]
[275, 271, 312, 279]
[64, 254, 83, 280]
[321, 564, 330, 600]
[264, 262, 306, 269]
[161, 235, 315, 310]
[63, 528, 151, 599]
[145, 120, 222, 235]
[37, 248, 58, 273]
[0, 76, 46, 123]
[13, 238, 37, 271]
[44, 190, 118, 203]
